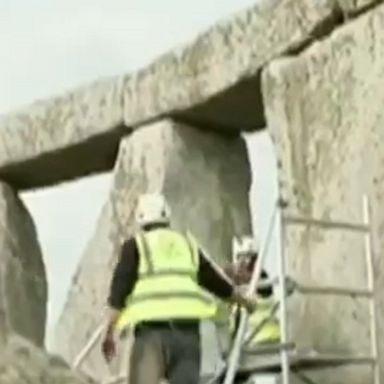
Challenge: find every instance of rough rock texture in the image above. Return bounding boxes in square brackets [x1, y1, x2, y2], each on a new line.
[0, 0, 339, 190]
[0, 333, 95, 384]
[338, 0, 382, 15]
[0, 181, 47, 346]
[0, 77, 127, 190]
[0, 294, 7, 346]
[121, 0, 337, 131]
[262, 4, 384, 383]
[54, 119, 251, 379]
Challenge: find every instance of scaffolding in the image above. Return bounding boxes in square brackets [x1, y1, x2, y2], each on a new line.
[221, 194, 380, 384]
[72, 195, 380, 384]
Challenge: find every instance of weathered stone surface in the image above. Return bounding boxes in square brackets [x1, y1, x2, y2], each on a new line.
[338, 0, 382, 15]
[0, 77, 127, 190]
[0, 181, 47, 347]
[54, 119, 251, 378]
[0, 0, 337, 190]
[0, 333, 95, 384]
[122, 0, 336, 131]
[262, 4, 384, 383]
[0, 293, 7, 346]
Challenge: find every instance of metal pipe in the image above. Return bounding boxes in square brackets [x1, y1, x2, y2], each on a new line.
[296, 284, 373, 298]
[118, 330, 132, 382]
[243, 342, 294, 355]
[277, 201, 290, 384]
[293, 353, 376, 366]
[243, 301, 279, 346]
[73, 322, 106, 369]
[222, 205, 278, 384]
[282, 215, 369, 233]
[363, 195, 380, 384]
[257, 277, 279, 289]
[221, 290, 257, 383]
[103, 374, 127, 384]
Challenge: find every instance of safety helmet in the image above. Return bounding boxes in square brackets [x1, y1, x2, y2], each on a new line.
[232, 235, 259, 263]
[135, 193, 171, 227]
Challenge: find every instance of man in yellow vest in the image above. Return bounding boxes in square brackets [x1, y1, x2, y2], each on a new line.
[101, 193, 257, 384]
[228, 235, 280, 349]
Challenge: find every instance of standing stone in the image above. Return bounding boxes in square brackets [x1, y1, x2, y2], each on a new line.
[0, 334, 95, 384]
[262, 4, 384, 383]
[0, 181, 47, 347]
[54, 119, 251, 380]
[0, 289, 7, 346]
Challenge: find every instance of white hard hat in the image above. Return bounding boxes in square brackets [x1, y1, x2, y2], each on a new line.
[135, 193, 171, 227]
[232, 235, 259, 262]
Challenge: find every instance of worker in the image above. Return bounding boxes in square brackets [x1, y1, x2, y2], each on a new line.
[228, 235, 280, 347]
[217, 236, 280, 384]
[101, 193, 258, 384]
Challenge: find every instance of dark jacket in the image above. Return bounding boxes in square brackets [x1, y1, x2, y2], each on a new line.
[108, 227, 235, 311]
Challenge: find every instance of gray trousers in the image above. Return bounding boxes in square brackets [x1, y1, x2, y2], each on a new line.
[129, 322, 200, 384]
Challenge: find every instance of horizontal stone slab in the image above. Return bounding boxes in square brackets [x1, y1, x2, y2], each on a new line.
[121, 0, 338, 132]
[0, 0, 339, 190]
[0, 77, 127, 189]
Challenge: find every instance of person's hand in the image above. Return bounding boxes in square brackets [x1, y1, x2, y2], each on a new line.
[243, 296, 258, 314]
[101, 334, 116, 363]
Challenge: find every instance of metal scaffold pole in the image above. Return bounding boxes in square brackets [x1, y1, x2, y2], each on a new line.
[71, 195, 380, 384]
[277, 198, 290, 384]
[363, 195, 380, 384]
[222, 204, 278, 384]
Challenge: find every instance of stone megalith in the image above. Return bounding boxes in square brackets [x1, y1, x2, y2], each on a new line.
[262, 4, 384, 383]
[0, 181, 47, 347]
[0, 0, 340, 190]
[0, 290, 7, 346]
[0, 333, 95, 384]
[54, 119, 251, 379]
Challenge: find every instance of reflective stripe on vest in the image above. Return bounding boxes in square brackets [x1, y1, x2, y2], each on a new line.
[116, 228, 217, 330]
[230, 297, 280, 346]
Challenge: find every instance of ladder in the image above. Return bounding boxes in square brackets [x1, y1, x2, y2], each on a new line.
[222, 194, 380, 384]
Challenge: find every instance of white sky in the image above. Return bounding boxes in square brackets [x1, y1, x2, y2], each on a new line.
[0, 0, 278, 347]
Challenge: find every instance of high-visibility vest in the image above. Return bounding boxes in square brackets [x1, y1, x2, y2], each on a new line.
[115, 228, 217, 330]
[230, 297, 280, 346]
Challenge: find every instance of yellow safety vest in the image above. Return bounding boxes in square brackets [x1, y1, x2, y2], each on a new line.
[116, 228, 217, 330]
[230, 297, 280, 346]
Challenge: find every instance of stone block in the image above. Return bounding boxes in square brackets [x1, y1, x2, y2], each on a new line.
[0, 334, 95, 384]
[261, 4, 384, 382]
[0, 0, 337, 190]
[122, 0, 336, 132]
[0, 182, 47, 346]
[0, 77, 126, 189]
[54, 119, 251, 378]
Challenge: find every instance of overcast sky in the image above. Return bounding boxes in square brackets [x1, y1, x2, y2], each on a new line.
[0, 0, 278, 347]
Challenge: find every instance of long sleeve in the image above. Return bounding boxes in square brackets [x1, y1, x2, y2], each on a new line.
[107, 237, 139, 310]
[197, 249, 234, 300]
